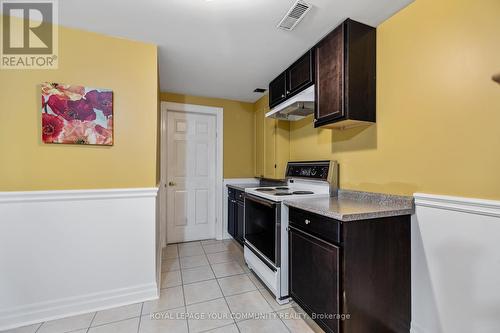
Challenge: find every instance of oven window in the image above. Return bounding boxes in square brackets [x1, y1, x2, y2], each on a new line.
[244, 197, 277, 264]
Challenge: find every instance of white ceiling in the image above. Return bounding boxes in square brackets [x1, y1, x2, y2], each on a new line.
[58, 0, 413, 102]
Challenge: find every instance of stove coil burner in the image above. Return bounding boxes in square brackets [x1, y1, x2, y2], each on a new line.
[292, 191, 314, 195]
[274, 192, 293, 196]
[275, 187, 289, 190]
[256, 188, 274, 192]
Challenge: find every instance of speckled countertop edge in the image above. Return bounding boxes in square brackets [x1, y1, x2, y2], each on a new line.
[284, 189, 415, 222]
[226, 183, 260, 191]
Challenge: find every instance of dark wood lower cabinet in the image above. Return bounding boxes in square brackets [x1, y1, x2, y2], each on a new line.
[289, 208, 411, 333]
[227, 190, 236, 238]
[227, 187, 245, 246]
[289, 226, 340, 333]
[236, 201, 244, 244]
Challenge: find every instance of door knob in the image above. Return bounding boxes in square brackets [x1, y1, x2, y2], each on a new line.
[168, 181, 176, 186]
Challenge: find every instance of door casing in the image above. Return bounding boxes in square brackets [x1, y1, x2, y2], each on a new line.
[160, 102, 224, 246]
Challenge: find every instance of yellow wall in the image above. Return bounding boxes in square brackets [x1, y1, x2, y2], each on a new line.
[0, 20, 158, 191]
[289, 0, 500, 199]
[253, 94, 290, 179]
[159, 92, 255, 178]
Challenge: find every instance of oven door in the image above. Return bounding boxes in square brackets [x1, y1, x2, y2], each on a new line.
[244, 194, 281, 268]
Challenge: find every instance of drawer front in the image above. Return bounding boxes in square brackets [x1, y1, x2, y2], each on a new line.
[289, 207, 341, 244]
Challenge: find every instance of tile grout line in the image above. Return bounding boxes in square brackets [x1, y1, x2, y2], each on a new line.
[225, 240, 263, 332]
[136, 302, 144, 333]
[225, 239, 245, 333]
[257, 288, 296, 333]
[177, 245, 191, 333]
[201, 239, 240, 332]
[34, 322, 43, 333]
[197, 322, 237, 333]
[24, 241, 301, 333]
[86, 311, 98, 332]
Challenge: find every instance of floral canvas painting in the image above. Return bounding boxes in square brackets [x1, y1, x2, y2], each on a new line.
[41, 82, 113, 145]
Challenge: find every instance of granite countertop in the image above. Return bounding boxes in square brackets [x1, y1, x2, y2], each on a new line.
[227, 179, 286, 191]
[226, 183, 260, 191]
[284, 190, 414, 222]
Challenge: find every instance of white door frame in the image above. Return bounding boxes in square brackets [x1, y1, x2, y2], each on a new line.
[160, 101, 224, 246]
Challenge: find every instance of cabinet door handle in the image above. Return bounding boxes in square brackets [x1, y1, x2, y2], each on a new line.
[281, 94, 285, 98]
[286, 91, 290, 94]
[305, 219, 311, 225]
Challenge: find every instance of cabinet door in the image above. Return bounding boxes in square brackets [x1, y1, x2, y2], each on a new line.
[236, 201, 244, 244]
[269, 72, 287, 109]
[314, 23, 345, 125]
[289, 226, 340, 333]
[227, 199, 236, 238]
[287, 50, 314, 98]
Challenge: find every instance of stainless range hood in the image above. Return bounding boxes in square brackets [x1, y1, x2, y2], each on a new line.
[265, 85, 314, 121]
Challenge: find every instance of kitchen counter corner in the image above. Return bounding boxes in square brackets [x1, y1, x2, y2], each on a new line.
[284, 190, 414, 222]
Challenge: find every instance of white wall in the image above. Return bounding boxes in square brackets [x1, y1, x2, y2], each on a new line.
[412, 193, 500, 333]
[0, 188, 158, 330]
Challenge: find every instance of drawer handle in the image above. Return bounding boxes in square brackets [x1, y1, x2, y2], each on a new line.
[305, 219, 311, 225]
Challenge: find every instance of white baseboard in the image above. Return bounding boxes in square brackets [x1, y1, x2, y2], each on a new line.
[0, 283, 158, 331]
[0, 187, 159, 330]
[411, 322, 427, 333]
[412, 192, 500, 333]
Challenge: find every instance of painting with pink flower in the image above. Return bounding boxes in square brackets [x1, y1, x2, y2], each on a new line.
[41, 82, 114, 145]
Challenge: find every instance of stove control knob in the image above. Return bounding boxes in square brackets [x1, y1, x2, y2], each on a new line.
[305, 219, 311, 225]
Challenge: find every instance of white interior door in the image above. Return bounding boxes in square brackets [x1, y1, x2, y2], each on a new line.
[167, 110, 216, 243]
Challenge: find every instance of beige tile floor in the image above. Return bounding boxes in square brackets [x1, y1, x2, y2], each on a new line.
[3, 239, 324, 333]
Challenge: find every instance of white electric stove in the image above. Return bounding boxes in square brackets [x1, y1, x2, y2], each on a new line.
[243, 161, 339, 304]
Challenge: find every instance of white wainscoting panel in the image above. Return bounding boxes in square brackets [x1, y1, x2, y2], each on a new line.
[412, 193, 500, 333]
[0, 188, 159, 330]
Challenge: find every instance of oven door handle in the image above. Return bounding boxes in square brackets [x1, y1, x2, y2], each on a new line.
[245, 194, 277, 208]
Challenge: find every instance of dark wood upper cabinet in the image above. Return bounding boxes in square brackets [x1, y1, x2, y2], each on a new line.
[269, 72, 287, 109]
[314, 19, 376, 128]
[269, 50, 314, 109]
[286, 49, 314, 98]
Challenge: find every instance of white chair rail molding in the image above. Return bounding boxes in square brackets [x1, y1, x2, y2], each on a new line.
[0, 188, 159, 331]
[412, 193, 500, 333]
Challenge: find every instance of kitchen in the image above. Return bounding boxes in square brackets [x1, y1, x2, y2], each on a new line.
[225, 16, 413, 332]
[1, 0, 500, 333]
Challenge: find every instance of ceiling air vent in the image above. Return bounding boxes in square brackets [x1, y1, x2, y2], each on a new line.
[277, 0, 312, 31]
